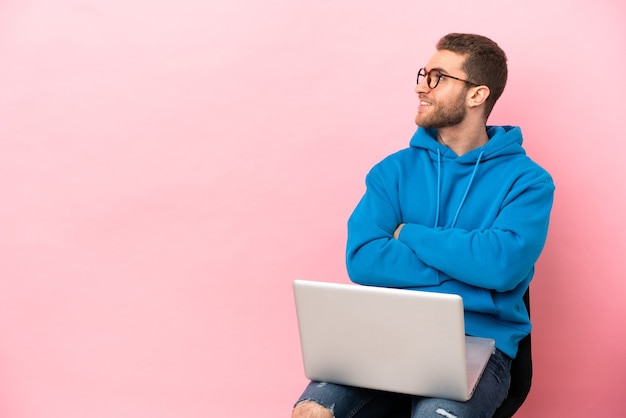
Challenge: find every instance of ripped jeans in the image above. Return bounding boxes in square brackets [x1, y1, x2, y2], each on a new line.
[294, 349, 511, 418]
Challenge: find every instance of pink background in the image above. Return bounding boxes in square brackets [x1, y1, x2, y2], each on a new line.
[1, 1, 624, 416]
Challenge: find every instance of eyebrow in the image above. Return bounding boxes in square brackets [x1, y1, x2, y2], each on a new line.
[426, 67, 450, 75]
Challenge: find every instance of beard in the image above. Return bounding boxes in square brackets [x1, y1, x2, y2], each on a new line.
[415, 93, 467, 129]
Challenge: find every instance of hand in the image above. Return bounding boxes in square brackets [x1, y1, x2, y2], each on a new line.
[393, 223, 405, 239]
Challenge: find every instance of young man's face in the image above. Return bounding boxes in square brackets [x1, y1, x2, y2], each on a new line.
[415, 50, 471, 129]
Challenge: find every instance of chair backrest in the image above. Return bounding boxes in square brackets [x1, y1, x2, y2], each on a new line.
[492, 289, 533, 418]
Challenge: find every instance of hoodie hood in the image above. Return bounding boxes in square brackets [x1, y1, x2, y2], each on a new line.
[409, 125, 526, 163]
[408, 125, 527, 228]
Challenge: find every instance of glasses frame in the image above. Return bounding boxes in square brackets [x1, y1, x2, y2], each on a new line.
[417, 68, 479, 89]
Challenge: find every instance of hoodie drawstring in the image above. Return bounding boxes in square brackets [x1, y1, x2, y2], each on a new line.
[434, 148, 442, 228]
[451, 149, 484, 227]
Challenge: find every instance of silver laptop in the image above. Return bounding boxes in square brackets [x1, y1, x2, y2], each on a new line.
[293, 280, 495, 401]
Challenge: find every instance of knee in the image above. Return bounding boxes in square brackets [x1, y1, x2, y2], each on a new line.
[412, 398, 461, 418]
[292, 400, 334, 418]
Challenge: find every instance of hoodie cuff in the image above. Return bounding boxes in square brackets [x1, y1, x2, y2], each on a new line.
[396, 224, 442, 286]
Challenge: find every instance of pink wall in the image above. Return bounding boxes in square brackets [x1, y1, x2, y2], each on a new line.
[1, 1, 624, 416]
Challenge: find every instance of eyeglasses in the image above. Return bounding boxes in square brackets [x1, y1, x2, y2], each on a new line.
[417, 68, 479, 89]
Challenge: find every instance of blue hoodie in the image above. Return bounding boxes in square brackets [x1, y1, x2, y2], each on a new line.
[346, 126, 554, 358]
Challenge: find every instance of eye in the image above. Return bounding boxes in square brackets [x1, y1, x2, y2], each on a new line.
[431, 70, 443, 80]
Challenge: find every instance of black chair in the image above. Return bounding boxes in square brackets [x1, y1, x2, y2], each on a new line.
[386, 290, 533, 418]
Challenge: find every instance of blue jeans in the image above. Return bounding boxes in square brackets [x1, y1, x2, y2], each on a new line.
[295, 349, 511, 418]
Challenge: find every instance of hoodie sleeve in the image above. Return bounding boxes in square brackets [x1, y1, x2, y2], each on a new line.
[346, 167, 442, 288]
[397, 173, 554, 292]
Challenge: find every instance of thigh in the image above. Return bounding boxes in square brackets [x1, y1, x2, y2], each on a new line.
[295, 381, 411, 418]
[411, 350, 512, 418]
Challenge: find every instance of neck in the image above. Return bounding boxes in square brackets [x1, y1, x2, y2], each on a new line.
[436, 123, 489, 156]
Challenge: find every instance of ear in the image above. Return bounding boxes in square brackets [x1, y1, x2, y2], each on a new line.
[467, 86, 490, 109]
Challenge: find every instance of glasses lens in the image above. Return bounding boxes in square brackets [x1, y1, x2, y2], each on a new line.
[428, 70, 441, 88]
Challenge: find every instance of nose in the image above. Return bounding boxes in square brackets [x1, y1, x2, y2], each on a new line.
[415, 73, 430, 94]
[415, 80, 430, 94]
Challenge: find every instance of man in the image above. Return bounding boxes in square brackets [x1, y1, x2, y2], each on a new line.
[292, 33, 554, 418]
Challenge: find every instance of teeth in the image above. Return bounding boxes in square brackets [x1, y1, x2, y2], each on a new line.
[420, 101, 431, 106]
